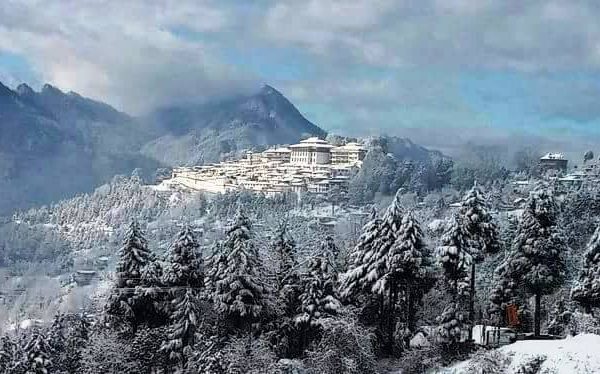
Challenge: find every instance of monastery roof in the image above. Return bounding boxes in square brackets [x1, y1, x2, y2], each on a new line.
[289, 137, 334, 149]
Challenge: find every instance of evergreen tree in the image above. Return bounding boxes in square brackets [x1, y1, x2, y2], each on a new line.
[136, 255, 165, 326]
[206, 210, 267, 329]
[161, 288, 202, 365]
[489, 271, 518, 325]
[376, 189, 404, 250]
[458, 184, 500, 334]
[342, 191, 433, 353]
[496, 186, 566, 336]
[435, 303, 468, 349]
[295, 241, 341, 353]
[23, 332, 52, 374]
[163, 226, 204, 289]
[320, 234, 341, 271]
[272, 222, 299, 300]
[459, 185, 500, 259]
[571, 225, 600, 313]
[296, 242, 342, 328]
[105, 220, 154, 330]
[271, 223, 301, 352]
[438, 214, 470, 299]
[342, 190, 403, 298]
[47, 314, 67, 373]
[387, 212, 433, 346]
[341, 208, 382, 299]
[161, 226, 204, 366]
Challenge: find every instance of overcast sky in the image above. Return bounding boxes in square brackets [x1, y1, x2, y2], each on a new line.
[1, 0, 600, 151]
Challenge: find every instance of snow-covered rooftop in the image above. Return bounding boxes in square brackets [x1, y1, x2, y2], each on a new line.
[289, 137, 334, 149]
[541, 153, 566, 160]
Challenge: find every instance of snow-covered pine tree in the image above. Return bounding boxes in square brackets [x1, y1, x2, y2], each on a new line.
[571, 225, 600, 313]
[435, 303, 468, 349]
[161, 288, 202, 365]
[272, 222, 298, 297]
[438, 214, 470, 300]
[459, 184, 500, 259]
[47, 314, 67, 372]
[342, 190, 404, 298]
[341, 191, 409, 353]
[296, 241, 342, 328]
[320, 234, 341, 271]
[105, 220, 154, 330]
[499, 185, 566, 336]
[136, 255, 165, 326]
[163, 225, 203, 289]
[341, 208, 382, 299]
[23, 331, 52, 374]
[161, 226, 204, 366]
[376, 189, 404, 248]
[47, 314, 66, 358]
[489, 268, 518, 325]
[270, 222, 307, 358]
[458, 184, 500, 334]
[387, 212, 433, 346]
[295, 240, 342, 353]
[208, 209, 267, 329]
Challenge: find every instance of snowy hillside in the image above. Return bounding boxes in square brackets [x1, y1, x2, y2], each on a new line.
[441, 335, 600, 374]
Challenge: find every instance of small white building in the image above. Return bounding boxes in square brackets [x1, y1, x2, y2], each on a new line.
[540, 153, 568, 172]
[262, 147, 292, 163]
[331, 142, 367, 165]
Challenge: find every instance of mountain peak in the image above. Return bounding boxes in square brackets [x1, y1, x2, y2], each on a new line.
[41, 83, 64, 96]
[16, 83, 34, 97]
[259, 84, 282, 96]
[0, 81, 15, 97]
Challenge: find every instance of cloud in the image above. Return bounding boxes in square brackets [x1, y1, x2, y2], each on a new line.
[0, 0, 258, 113]
[0, 0, 599, 150]
[260, 0, 600, 71]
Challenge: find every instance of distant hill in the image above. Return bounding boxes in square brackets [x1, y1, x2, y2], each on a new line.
[0, 80, 449, 215]
[141, 85, 327, 165]
[363, 135, 445, 162]
[0, 82, 158, 214]
[0, 83, 326, 214]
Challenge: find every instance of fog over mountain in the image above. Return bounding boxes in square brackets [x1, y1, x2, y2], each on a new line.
[0, 79, 453, 215]
[0, 82, 337, 214]
[141, 85, 327, 166]
[0, 81, 160, 214]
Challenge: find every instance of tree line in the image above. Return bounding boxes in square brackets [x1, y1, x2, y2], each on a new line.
[3, 181, 600, 373]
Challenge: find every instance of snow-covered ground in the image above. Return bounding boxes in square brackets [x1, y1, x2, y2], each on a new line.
[442, 334, 600, 374]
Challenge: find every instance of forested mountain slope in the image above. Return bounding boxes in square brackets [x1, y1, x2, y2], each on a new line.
[141, 85, 327, 166]
[0, 83, 326, 215]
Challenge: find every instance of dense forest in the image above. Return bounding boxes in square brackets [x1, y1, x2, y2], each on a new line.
[1, 157, 600, 373]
